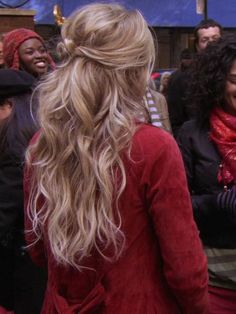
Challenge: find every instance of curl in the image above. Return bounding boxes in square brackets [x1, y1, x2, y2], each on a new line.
[26, 3, 155, 270]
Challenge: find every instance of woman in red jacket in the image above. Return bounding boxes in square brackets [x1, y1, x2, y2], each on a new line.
[24, 3, 209, 313]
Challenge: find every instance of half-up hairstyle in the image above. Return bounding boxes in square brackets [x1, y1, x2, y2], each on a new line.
[26, 3, 155, 269]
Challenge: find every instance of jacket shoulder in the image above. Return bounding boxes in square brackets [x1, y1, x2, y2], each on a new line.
[178, 119, 207, 140]
[131, 124, 178, 164]
[134, 124, 173, 146]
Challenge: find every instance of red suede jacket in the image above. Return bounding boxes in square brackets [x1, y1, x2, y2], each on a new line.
[24, 124, 209, 314]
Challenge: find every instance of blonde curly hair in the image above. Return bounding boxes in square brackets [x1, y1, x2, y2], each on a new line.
[26, 2, 155, 269]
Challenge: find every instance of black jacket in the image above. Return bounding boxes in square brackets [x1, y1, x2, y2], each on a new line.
[167, 69, 193, 138]
[178, 119, 236, 248]
[0, 151, 23, 245]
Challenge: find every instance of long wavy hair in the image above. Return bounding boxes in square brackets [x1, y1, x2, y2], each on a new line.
[187, 35, 236, 125]
[26, 3, 155, 269]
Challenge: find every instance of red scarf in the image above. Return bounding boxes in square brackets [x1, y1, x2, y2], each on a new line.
[210, 107, 236, 185]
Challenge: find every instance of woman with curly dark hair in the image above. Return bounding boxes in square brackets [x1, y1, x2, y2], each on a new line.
[178, 35, 236, 313]
[24, 3, 209, 313]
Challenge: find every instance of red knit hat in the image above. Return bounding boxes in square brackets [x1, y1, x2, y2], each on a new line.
[3, 28, 55, 70]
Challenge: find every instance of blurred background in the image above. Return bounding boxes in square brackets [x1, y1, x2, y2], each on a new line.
[1, 0, 236, 71]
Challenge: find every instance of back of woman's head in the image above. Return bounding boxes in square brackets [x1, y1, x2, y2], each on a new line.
[27, 3, 155, 269]
[38, 2, 155, 139]
[55, 3, 155, 115]
[188, 34, 236, 123]
[60, 3, 154, 69]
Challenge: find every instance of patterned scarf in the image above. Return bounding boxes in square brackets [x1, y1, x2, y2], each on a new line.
[210, 107, 236, 185]
[143, 88, 163, 128]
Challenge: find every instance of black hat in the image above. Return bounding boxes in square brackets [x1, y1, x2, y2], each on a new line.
[0, 69, 35, 104]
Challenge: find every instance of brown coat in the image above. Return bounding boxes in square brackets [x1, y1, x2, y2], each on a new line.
[144, 89, 172, 133]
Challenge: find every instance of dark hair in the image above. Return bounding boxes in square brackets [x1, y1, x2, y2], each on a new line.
[0, 92, 38, 161]
[180, 48, 194, 60]
[187, 34, 236, 125]
[194, 19, 223, 48]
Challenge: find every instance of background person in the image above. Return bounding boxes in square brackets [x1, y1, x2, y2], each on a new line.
[194, 19, 223, 53]
[178, 36, 236, 313]
[3, 28, 55, 77]
[159, 71, 171, 97]
[24, 3, 209, 314]
[167, 48, 194, 138]
[167, 19, 222, 138]
[0, 69, 46, 314]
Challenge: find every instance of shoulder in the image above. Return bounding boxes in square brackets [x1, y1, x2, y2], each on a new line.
[128, 124, 187, 186]
[135, 123, 172, 140]
[179, 119, 198, 132]
[177, 119, 214, 160]
[178, 119, 208, 139]
[132, 123, 177, 157]
[177, 120, 199, 147]
[150, 89, 165, 101]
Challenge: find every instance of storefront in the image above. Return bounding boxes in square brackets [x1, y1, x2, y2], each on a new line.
[3, 0, 236, 68]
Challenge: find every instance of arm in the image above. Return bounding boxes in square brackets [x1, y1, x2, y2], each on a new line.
[166, 71, 188, 138]
[143, 131, 208, 314]
[177, 124, 218, 229]
[150, 89, 172, 133]
[216, 187, 236, 223]
[156, 92, 172, 133]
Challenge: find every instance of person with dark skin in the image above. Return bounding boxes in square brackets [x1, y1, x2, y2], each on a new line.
[18, 38, 49, 76]
[3, 28, 55, 77]
[178, 35, 236, 313]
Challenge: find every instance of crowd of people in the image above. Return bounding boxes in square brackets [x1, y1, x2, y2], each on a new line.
[0, 2, 236, 314]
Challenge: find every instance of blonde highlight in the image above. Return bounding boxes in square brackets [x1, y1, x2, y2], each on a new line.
[26, 3, 155, 269]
